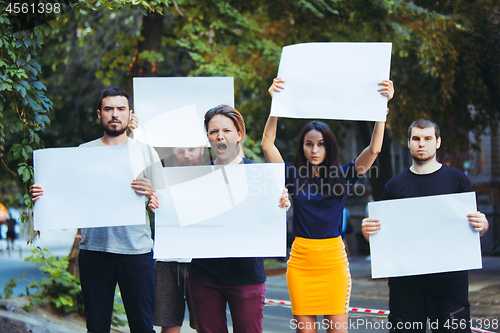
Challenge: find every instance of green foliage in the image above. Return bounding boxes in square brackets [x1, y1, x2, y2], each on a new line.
[24, 248, 83, 314]
[1, 274, 26, 299]
[0, 0, 170, 204]
[0, 8, 52, 208]
[378, 0, 500, 157]
[98, 31, 143, 86]
[138, 50, 165, 65]
[112, 288, 127, 327]
[4, 0, 496, 198]
[2, 0, 500, 196]
[242, 135, 264, 163]
[77, 0, 169, 14]
[0, 248, 127, 327]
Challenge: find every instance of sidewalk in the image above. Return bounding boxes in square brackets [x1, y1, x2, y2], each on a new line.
[344, 257, 500, 329]
[0, 228, 77, 260]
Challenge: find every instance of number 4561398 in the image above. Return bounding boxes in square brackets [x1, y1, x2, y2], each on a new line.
[6, 2, 61, 14]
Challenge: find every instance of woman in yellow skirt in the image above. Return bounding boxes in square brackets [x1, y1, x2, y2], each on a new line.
[261, 78, 394, 332]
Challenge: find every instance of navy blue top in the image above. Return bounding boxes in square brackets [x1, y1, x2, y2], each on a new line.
[188, 157, 266, 285]
[286, 161, 362, 239]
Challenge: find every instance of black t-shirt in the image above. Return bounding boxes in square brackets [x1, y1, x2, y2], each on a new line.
[188, 157, 266, 285]
[6, 218, 16, 231]
[383, 165, 472, 305]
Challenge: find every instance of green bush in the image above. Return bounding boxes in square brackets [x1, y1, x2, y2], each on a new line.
[1, 248, 127, 327]
[1, 274, 27, 299]
[24, 248, 83, 314]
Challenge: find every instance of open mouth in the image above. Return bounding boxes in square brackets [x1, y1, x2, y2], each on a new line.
[217, 143, 228, 153]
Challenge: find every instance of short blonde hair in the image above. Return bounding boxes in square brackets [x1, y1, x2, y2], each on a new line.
[204, 104, 246, 140]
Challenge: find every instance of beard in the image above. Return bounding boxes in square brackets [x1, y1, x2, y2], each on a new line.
[175, 155, 204, 167]
[411, 150, 436, 163]
[101, 119, 128, 137]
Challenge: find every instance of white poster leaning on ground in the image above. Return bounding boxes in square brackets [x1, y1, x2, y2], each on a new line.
[271, 42, 392, 121]
[368, 192, 482, 279]
[154, 163, 287, 259]
[33, 145, 155, 230]
[133, 77, 234, 147]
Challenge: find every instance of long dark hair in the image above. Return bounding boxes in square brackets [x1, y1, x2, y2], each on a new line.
[294, 121, 345, 199]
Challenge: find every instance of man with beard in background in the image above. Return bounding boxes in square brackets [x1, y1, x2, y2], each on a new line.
[152, 146, 205, 333]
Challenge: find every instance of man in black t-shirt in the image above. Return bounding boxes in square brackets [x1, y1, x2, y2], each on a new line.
[362, 119, 489, 333]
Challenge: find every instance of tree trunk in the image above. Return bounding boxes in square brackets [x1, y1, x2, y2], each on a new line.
[126, 11, 165, 102]
[67, 229, 81, 276]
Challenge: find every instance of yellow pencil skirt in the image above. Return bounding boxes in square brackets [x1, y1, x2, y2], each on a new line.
[287, 236, 351, 316]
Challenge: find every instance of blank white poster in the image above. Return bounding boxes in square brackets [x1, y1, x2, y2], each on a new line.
[133, 77, 234, 147]
[33, 146, 146, 230]
[154, 163, 286, 259]
[271, 42, 392, 121]
[368, 192, 482, 278]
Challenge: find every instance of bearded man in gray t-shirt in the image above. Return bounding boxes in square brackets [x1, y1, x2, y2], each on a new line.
[31, 87, 162, 333]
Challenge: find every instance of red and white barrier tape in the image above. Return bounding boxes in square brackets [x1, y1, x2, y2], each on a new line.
[265, 299, 390, 315]
[265, 299, 291, 306]
[471, 328, 497, 333]
[349, 307, 390, 315]
[265, 299, 496, 333]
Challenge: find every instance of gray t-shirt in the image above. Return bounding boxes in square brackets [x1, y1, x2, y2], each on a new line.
[78, 138, 163, 254]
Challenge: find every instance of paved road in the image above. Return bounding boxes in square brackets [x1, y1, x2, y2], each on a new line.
[0, 229, 76, 299]
[262, 275, 391, 333]
[1, 231, 498, 333]
[0, 250, 392, 333]
[0, 255, 44, 298]
[170, 274, 392, 333]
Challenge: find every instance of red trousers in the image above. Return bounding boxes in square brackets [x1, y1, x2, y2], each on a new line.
[188, 274, 265, 333]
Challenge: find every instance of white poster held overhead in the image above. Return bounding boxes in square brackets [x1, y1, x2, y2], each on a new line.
[271, 42, 392, 121]
[133, 77, 234, 147]
[154, 163, 286, 259]
[33, 145, 151, 230]
[368, 192, 482, 279]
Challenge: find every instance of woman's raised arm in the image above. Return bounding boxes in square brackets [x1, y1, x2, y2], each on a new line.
[261, 78, 285, 163]
[354, 80, 394, 175]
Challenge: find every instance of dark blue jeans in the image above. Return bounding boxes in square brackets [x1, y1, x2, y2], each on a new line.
[79, 250, 155, 333]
